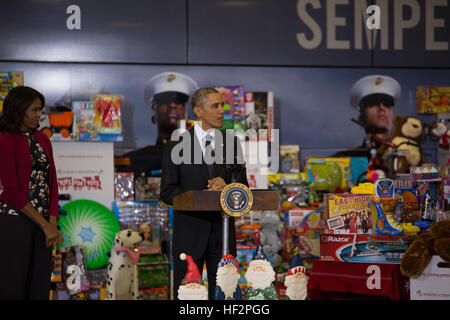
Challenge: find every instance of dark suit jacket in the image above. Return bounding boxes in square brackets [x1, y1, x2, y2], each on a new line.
[160, 127, 248, 260]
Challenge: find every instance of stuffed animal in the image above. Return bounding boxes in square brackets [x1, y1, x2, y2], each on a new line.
[379, 116, 426, 173]
[430, 120, 449, 150]
[106, 229, 143, 300]
[400, 220, 450, 278]
[259, 211, 283, 267]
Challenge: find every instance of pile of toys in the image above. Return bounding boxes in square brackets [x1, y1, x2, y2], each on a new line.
[318, 162, 449, 267]
[113, 171, 170, 300]
[39, 94, 124, 142]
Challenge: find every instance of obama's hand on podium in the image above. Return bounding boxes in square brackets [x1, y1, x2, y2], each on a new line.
[207, 177, 226, 191]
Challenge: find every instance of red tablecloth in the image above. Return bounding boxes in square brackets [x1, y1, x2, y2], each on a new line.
[307, 260, 410, 300]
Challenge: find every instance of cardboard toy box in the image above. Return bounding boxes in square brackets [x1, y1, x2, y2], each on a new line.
[214, 85, 245, 120]
[320, 233, 410, 264]
[244, 91, 274, 141]
[416, 86, 450, 114]
[324, 194, 373, 234]
[284, 208, 322, 229]
[410, 256, 450, 300]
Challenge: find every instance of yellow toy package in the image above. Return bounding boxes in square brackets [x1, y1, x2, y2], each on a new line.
[324, 193, 373, 234]
[416, 86, 450, 114]
[0, 72, 23, 113]
[305, 157, 352, 191]
[94, 94, 123, 134]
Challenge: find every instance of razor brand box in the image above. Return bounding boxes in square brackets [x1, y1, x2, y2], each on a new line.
[320, 233, 410, 264]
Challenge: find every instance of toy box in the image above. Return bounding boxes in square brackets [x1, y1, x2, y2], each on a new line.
[305, 157, 353, 191]
[139, 287, 169, 300]
[280, 145, 300, 173]
[114, 172, 134, 201]
[244, 91, 274, 141]
[416, 86, 450, 114]
[214, 85, 245, 120]
[283, 225, 323, 260]
[324, 193, 373, 234]
[135, 176, 160, 201]
[0, 71, 23, 114]
[236, 229, 260, 250]
[73, 99, 124, 142]
[410, 256, 450, 300]
[293, 228, 322, 259]
[236, 248, 256, 286]
[395, 188, 421, 221]
[320, 233, 410, 264]
[284, 208, 322, 229]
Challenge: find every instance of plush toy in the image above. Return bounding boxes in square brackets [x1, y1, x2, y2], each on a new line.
[259, 211, 283, 267]
[400, 220, 450, 278]
[106, 229, 144, 300]
[379, 116, 426, 173]
[430, 120, 449, 150]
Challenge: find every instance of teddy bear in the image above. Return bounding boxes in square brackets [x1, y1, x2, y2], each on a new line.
[400, 219, 450, 278]
[378, 116, 426, 173]
[429, 120, 449, 150]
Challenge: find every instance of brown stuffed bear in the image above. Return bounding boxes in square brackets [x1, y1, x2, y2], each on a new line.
[400, 220, 450, 278]
[378, 116, 426, 174]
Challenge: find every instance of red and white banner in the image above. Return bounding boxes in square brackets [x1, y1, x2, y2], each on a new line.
[52, 142, 114, 209]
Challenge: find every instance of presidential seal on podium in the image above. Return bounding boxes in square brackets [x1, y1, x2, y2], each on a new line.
[220, 182, 253, 217]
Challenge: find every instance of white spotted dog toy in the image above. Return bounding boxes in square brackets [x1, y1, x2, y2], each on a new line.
[106, 229, 145, 300]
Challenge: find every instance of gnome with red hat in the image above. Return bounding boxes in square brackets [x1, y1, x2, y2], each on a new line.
[214, 254, 242, 300]
[284, 249, 308, 300]
[177, 253, 208, 300]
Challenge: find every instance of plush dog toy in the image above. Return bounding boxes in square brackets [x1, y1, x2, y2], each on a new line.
[400, 220, 450, 278]
[430, 121, 449, 150]
[106, 229, 144, 300]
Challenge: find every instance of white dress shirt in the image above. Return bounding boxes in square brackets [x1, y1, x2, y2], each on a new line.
[194, 122, 216, 156]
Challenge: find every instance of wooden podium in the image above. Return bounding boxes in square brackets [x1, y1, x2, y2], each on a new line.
[173, 189, 280, 255]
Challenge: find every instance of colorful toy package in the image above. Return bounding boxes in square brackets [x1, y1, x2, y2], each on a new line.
[416, 86, 450, 114]
[51, 248, 62, 283]
[214, 85, 245, 120]
[135, 176, 161, 201]
[320, 233, 410, 264]
[0, 71, 23, 114]
[59, 245, 91, 295]
[305, 157, 353, 191]
[324, 193, 373, 234]
[280, 145, 301, 173]
[284, 208, 322, 229]
[73, 98, 124, 142]
[114, 172, 134, 201]
[72, 101, 97, 140]
[139, 287, 169, 300]
[245, 91, 274, 141]
[394, 188, 421, 221]
[137, 254, 169, 289]
[293, 228, 322, 259]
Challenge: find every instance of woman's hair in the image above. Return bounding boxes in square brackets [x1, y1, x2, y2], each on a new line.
[0, 86, 45, 132]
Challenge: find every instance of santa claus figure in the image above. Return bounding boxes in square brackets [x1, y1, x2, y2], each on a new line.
[177, 253, 208, 300]
[284, 251, 308, 300]
[214, 254, 242, 300]
[244, 243, 278, 300]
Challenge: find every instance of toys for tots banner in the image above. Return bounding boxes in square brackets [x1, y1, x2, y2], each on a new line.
[52, 142, 114, 209]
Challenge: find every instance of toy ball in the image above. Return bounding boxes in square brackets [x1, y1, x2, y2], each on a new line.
[57, 199, 121, 270]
